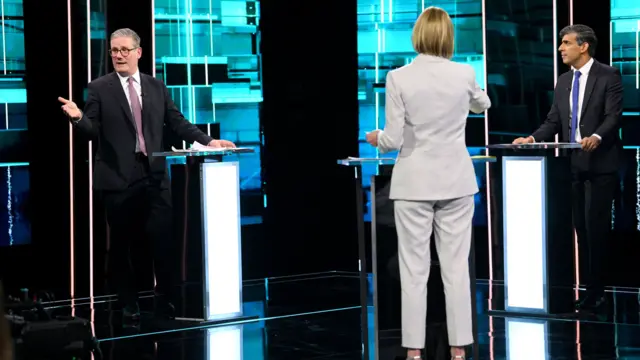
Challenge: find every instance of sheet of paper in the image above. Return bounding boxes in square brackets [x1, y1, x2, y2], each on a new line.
[347, 156, 395, 161]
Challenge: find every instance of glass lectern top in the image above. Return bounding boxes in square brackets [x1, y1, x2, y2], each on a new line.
[152, 147, 255, 158]
[487, 142, 582, 150]
[338, 155, 496, 166]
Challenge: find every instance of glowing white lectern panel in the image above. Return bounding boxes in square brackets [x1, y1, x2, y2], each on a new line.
[201, 161, 243, 321]
[506, 318, 549, 360]
[502, 156, 547, 312]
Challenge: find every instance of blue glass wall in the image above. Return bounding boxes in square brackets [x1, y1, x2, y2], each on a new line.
[153, 0, 262, 191]
[357, 0, 485, 219]
[611, 0, 640, 114]
[0, 0, 28, 246]
[0, 0, 26, 130]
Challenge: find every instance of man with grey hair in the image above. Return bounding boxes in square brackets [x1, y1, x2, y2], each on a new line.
[513, 24, 623, 312]
[58, 28, 236, 321]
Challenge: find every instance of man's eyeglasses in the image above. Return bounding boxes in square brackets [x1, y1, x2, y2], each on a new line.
[109, 47, 138, 57]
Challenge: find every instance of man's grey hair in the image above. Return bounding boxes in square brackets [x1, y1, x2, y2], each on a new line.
[559, 24, 597, 57]
[110, 28, 141, 48]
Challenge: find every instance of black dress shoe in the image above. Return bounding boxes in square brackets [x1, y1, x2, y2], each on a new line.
[123, 302, 141, 321]
[154, 296, 176, 319]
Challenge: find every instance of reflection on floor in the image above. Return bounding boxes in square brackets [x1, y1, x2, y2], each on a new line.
[37, 273, 640, 359]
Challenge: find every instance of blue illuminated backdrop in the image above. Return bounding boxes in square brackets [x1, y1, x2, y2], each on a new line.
[152, 0, 262, 194]
[0, 0, 26, 130]
[611, 0, 640, 114]
[0, 0, 29, 247]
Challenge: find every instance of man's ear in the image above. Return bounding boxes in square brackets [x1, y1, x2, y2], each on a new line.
[581, 42, 590, 55]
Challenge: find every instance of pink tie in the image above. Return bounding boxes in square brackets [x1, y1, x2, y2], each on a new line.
[128, 77, 147, 155]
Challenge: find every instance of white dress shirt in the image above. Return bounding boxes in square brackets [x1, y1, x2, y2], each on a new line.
[570, 58, 600, 142]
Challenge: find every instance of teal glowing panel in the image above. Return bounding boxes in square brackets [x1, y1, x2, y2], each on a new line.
[611, 0, 640, 112]
[153, 0, 262, 191]
[0, 0, 26, 131]
[357, 0, 485, 185]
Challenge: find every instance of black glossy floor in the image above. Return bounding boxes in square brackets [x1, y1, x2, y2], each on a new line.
[39, 273, 640, 359]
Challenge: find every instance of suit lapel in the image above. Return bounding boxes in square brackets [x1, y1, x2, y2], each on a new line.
[580, 61, 599, 118]
[140, 74, 152, 139]
[108, 72, 136, 134]
[557, 74, 571, 134]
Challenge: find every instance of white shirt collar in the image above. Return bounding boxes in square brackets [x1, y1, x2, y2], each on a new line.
[117, 70, 141, 85]
[573, 57, 594, 76]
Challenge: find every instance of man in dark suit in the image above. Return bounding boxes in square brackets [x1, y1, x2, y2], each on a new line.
[58, 28, 235, 320]
[513, 24, 624, 311]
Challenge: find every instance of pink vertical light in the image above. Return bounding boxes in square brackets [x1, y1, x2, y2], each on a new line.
[86, 0, 94, 311]
[67, 0, 75, 315]
[553, 0, 560, 157]
[480, 0, 493, 303]
[568, 0, 581, 303]
[151, 0, 157, 288]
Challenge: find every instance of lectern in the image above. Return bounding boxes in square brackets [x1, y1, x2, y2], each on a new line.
[338, 156, 495, 360]
[487, 143, 579, 316]
[152, 148, 255, 324]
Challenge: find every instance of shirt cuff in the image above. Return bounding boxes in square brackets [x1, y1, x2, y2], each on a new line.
[592, 133, 602, 141]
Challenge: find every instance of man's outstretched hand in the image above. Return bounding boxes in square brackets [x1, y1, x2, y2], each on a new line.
[58, 97, 82, 120]
[208, 139, 236, 148]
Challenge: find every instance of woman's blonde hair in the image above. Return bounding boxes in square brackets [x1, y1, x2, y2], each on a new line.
[411, 6, 454, 59]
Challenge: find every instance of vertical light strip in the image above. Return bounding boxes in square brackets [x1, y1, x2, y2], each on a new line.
[609, 21, 613, 66]
[1, 0, 6, 130]
[388, 0, 392, 22]
[636, 20, 640, 89]
[375, 21, 381, 170]
[151, 0, 157, 289]
[568, 0, 580, 302]
[86, 0, 94, 309]
[421, 0, 424, 10]
[1, 0, 6, 74]
[67, 0, 76, 311]
[481, 0, 493, 293]
[189, 0, 196, 128]
[209, 0, 213, 56]
[569, 0, 573, 26]
[151, 0, 156, 77]
[205, 55, 210, 135]
[553, 0, 560, 156]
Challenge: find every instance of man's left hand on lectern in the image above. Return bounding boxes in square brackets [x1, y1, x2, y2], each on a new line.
[208, 139, 237, 148]
[58, 97, 83, 120]
[580, 136, 601, 152]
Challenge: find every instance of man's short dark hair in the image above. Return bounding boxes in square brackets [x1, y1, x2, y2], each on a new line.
[559, 24, 597, 57]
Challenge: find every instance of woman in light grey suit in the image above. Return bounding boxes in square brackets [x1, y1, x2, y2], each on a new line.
[365, 6, 491, 360]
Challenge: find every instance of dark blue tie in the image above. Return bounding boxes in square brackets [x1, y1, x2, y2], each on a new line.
[570, 71, 582, 143]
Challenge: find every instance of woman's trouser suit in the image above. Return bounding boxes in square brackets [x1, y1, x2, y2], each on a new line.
[394, 195, 474, 349]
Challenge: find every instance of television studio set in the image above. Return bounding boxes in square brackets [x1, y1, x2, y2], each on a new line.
[0, 0, 639, 359]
